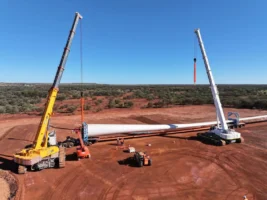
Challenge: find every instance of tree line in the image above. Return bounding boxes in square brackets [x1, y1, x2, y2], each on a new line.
[0, 84, 266, 114]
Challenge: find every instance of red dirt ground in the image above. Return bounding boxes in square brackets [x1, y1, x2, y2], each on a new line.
[0, 105, 267, 200]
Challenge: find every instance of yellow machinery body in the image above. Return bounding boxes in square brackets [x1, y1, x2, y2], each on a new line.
[14, 88, 60, 167]
[13, 12, 82, 173]
[13, 88, 63, 172]
[14, 147, 59, 166]
[14, 88, 59, 165]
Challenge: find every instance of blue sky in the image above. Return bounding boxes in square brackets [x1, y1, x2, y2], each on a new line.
[0, 0, 266, 84]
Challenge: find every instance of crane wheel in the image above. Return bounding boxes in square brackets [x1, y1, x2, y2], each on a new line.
[219, 140, 226, 146]
[62, 143, 68, 148]
[84, 141, 92, 146]
[148, 159, 152, 166]
[59, 147, 66, 168]
[67, 142, 74, 148]
[18, 165, 27, 174]
[236, 137, 245, 143]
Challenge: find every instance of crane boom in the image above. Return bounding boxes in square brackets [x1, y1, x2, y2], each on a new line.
[194, 28, 228, 131]
[194, 28, 242, 144]
[14, 12, 83, 174]
[34, 12, 83, 149]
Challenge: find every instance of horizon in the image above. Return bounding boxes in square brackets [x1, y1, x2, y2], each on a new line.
[1, 82, 267, 86]
[1, 0, 267, 84]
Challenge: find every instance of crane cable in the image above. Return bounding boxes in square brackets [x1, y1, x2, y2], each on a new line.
[80, 19, 84, 124]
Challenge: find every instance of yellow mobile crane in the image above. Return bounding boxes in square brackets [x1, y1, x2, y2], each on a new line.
[13, 12, 83, 174]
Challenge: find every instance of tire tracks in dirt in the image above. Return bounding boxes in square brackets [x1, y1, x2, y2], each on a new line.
[153, 147, 246, 197]
[0, 127, 16, 142]
[41, 167, 84, 200]
[96, 166, 137, 200]
[99, 147, 233, 199]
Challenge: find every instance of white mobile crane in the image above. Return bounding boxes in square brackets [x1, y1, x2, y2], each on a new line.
[194, 28, 244, 146]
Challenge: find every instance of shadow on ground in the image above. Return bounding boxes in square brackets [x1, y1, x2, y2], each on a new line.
[0, 156, 17, 173]
[118, 157, 140, 168]
[65, 153, 78, 161]
[108, 143, 119, 146]
[161, 135, 199, 141]
[130, 116, 161, 124]
[161, 134, 223, 146]
[8, 138, 32, 142]
[50, 125, 73, 131]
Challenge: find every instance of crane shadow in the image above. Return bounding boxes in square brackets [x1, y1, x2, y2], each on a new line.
[0, 156, 17, 173]
[8, 138, 32, 142]
[160, 134, 199, 141]
[65, 153, 78, 162]
[50, 125, 73, 131]
[108, 143, 120, 146]
[0, 154, 14, 158]
[161, 134, 223, 146]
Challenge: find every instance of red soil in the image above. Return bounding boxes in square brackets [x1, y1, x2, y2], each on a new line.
[0, 105, 267, 200]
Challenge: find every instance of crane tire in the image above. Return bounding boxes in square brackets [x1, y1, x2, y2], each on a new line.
[220, 140, 226, 146]
[148, 159, 152, 166]
[18, 165, 27, 174]
[67, 142, 74, 148]
[236, 137, 245, 143]
[59, 147, 66, 168]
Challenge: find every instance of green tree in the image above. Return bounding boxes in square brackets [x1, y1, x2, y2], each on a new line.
[5, 105, 13, 113]
[108, 99, 116, 108]
[147, 102, 153, 108]
[0, 106, 6, 113]
[124, 101, 134, 108]
[95, 107, 102, 112]
[85, 104, 91, 110]
[57, 94, 67, 101]
[115, 99, 120, 104]
[67, 105, 78, 113]
[72, 93, 80, 99]
[147, 94, 154, 101]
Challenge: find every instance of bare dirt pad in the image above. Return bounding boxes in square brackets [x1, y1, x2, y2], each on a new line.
[0, 170, 18, 200]
[0, 178, 10, 200]
[0, 106, 267, 200]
